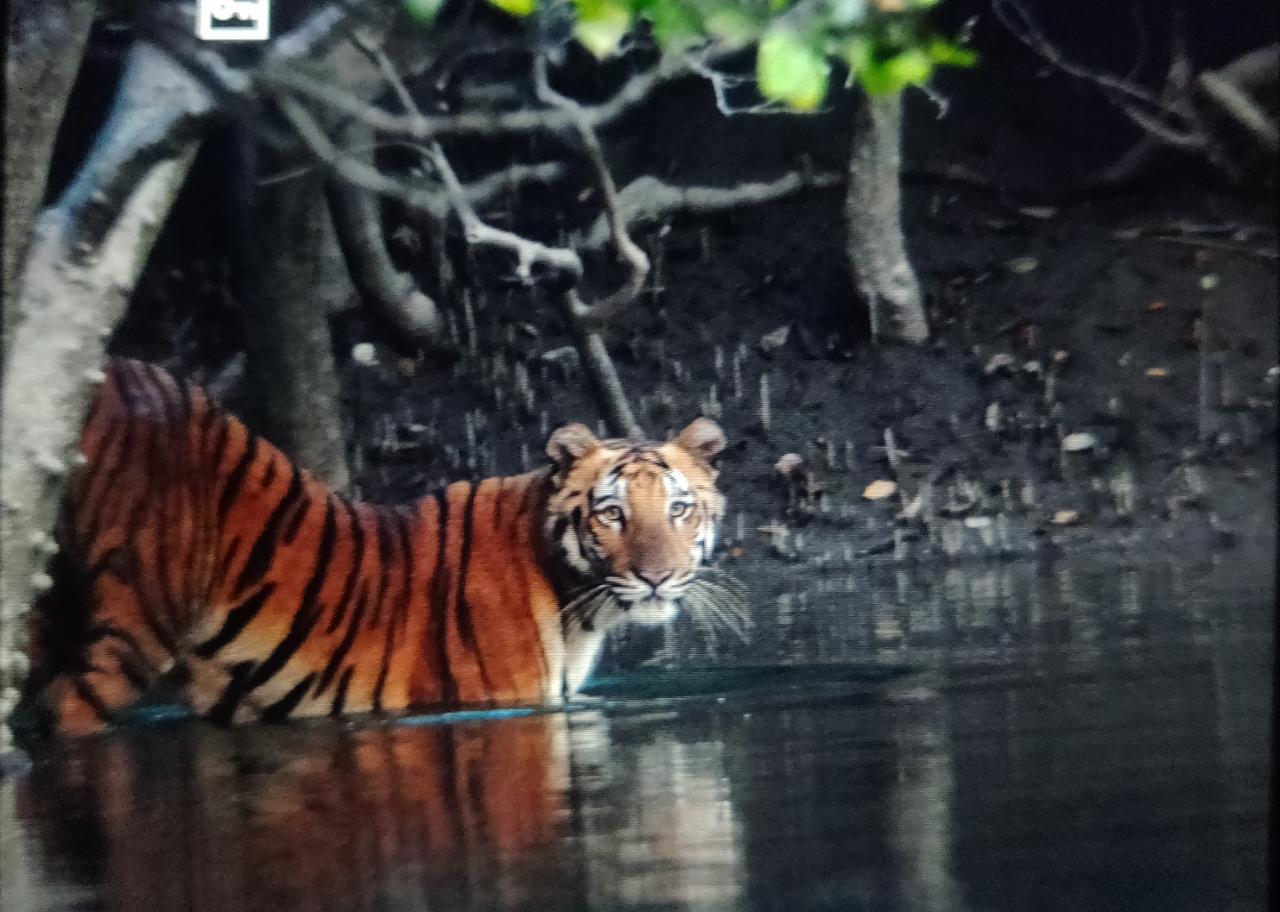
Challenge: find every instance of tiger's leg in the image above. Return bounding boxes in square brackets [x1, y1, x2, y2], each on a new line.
[37, 565, 182, 736]
[181, 657, 257, 726]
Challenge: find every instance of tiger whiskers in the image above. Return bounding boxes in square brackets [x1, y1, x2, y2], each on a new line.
[559, 583, 617, 636]
[684, 569, 751, 645]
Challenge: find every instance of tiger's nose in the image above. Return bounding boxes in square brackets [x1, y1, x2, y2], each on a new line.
[634, 568, 673, 591]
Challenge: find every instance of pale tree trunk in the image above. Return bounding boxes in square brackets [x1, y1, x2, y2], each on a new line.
[3, 0, 96, 354]
[846, 91, 929, 345]
[0, 44, 211, 759]
[0, 3, 375, 759]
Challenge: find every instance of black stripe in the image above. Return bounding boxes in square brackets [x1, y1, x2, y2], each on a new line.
[245, 499, 338, 690]
[315, 580, 369, 695]
[86, 546, 130, 585]
[281, 494, 310, 544]
[85, 624, 148, 656]
[82, 379, 104, 429]
[81, 409, 133, 539]
[93, 542, 178, 655]
[260, 453, 277, 491]
[115, 360, 148, 412]
[206, 661, 254, 726]
[515, 480, 553, 685]
[109, 647, 151, 692]
[369, 509, 395, 628]
[72, 677, 112, 721]
[453, 484, 487, 662]
[330, 667, 355, 716]
[105, 386, 179, 657]
[392, 510, 413, 636]
[491, 478, 507, 530]
[151, 433, 178, 630]
[372, 510, 412, 713]
[426, 489, 455, 702]
[137, 371, 183, 640]
[325, 499, 366, 635]
[371, 612, 396, 715]
[453, 487, 497, 699]
[217, 437, 260, 523]
[216, 536, 242, 582]
[75, 400, 119, 520]
[193, 583, 276, 658]
[174, 372, 195, 423]
[232, 466, 304, 596]
[143, 363, 178, 424]
[261, 673, 316, 723]
[204, 410, 231, 478]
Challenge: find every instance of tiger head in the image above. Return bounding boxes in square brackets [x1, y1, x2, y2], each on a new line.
[544, 419, 746, 683]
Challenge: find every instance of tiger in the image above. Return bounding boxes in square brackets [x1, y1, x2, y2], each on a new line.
[21, 358, 746, 736]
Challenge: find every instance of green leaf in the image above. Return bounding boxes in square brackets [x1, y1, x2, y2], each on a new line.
[757, 29, 830, 111]
[574, 0, 632, 58]
[885, 47, 931, 86]
[855, 59, 899, 94]
[926, 38, 977, 67]
[704, 5, 758, 48]
[852, 47, 933, 94]
[404, 0, 446, 21]
[644, 0, 704, 52]
[486, 0, 538, 16]
[842, 34, 872, 76]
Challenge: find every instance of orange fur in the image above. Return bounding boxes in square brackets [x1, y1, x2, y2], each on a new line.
[24, 358, 731, 735]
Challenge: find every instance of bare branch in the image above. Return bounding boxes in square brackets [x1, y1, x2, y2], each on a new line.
[533, 56, 649, 326]
[258, 53, 689, 140]
[428, 139, 585, 284]
[555, 290, 645, 439]
[277, 95, 584, 285]
[990, 0, 1171, 115]
[1198, 68, 1279, 151]
[991, 0, 1277, 184]
[582, 170, 843, 249]
[327, 120, 446, 347]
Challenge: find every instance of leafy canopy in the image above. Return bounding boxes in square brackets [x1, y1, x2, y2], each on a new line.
[405, 0, 975, 109]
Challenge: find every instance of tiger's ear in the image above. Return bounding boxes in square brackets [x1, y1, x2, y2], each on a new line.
[676, 417, 726, 464]
[546, 423, 599, 471]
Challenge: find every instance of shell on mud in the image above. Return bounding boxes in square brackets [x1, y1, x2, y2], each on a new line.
[863, 479, 898, 501]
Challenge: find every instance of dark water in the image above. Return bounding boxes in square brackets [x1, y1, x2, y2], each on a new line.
[2, 557, 1272, 912]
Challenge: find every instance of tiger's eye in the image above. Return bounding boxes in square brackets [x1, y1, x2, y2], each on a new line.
[669, 502, 692, 521]
[597, 506, 624, 524]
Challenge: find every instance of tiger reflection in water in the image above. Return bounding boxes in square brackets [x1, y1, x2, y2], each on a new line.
[14, 714, 581, 912]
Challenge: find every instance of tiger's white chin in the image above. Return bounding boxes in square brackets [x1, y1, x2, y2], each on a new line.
[622, 597, 680, 626]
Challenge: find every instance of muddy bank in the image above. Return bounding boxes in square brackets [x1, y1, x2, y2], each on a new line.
[108, 24, 1279, 585]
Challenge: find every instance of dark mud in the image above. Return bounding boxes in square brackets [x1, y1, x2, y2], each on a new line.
[108, 21, 1278, 588]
